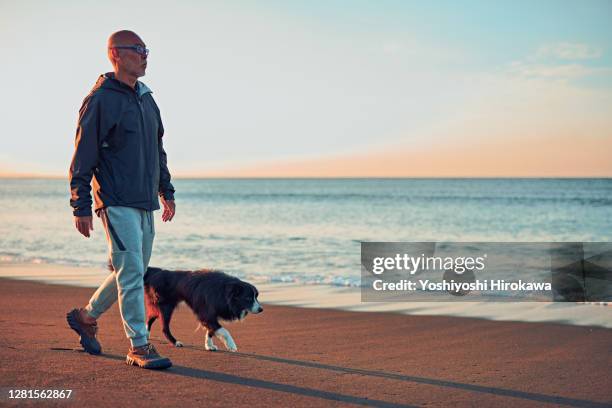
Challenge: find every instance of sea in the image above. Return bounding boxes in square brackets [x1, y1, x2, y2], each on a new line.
[0, 178, 611, 287]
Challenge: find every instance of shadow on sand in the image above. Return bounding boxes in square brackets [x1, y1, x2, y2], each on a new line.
[55, 347, 607, 408]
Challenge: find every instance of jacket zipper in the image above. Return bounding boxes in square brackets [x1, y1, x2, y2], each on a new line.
[135, 91, 152, 211]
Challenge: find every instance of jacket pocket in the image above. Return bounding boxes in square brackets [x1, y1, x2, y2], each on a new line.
[101, 208, 126, 251]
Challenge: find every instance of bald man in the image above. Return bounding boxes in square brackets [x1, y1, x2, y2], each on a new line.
[67, 30, 175, 369]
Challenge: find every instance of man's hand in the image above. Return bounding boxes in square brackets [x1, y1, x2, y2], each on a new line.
[161, 197, 176, 222]
[74, 215, 94, 238]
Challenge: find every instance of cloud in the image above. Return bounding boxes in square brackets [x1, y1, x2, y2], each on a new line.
[537, 42, 603, 60]
[508, 61, 612, 80]
[506, 42, 611, 82]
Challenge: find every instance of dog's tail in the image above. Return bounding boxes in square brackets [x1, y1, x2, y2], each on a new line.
[143, 267, 151, 282]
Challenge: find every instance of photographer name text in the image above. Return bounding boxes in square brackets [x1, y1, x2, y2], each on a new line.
[372, 279, 552, 292]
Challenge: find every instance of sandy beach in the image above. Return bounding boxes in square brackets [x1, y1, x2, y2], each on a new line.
[0, 276, 611, 408]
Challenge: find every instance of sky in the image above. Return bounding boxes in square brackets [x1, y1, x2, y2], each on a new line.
[1, 0, 611, 177]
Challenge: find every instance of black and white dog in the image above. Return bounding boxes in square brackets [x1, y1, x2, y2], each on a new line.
[144, 267, 263, 352]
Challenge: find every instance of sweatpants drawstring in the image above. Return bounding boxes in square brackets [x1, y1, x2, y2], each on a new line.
[141, 210, 153, 235]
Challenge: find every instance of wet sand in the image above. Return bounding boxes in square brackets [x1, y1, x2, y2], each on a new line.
[1, 263, 610, 329]
[0, 277, 610, 407]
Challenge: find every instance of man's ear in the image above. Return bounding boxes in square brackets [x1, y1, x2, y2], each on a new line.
[108, 48, 120, 64]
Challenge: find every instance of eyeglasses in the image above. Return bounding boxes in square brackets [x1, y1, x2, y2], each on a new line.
[110, 45, 149, 57]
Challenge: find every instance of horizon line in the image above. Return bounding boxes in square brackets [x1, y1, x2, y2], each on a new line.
[0, 174, 610, 180]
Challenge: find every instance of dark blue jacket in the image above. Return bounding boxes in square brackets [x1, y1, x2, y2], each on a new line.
[69, 73, 175, 217]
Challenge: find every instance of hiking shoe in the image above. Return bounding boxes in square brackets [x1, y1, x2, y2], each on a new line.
[126, 343, 172, 370]
[66, 308, 102, 355]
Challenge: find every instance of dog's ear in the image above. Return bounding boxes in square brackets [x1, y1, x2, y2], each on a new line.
[225, 283, 243, 300]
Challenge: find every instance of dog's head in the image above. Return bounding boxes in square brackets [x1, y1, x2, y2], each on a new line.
[226, 280, 263, 320]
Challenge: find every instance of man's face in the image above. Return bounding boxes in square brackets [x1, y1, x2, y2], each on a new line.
[113, 38, 148, 78]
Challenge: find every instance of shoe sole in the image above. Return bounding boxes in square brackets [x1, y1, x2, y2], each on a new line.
[66, 309, 102, 355]
[126, 355, 172, 370]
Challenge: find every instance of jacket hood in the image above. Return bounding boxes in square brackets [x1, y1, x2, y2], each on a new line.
[92, 72, 152, 97]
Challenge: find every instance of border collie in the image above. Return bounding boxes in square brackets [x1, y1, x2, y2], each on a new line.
[144, 267, 263, 352]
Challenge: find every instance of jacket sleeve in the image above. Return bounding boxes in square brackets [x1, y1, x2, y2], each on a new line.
[157, 118, 175, 201]
[69, 95, 101, 217]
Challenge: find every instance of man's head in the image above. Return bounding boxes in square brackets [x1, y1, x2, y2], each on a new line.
[107, 30, 148, 79]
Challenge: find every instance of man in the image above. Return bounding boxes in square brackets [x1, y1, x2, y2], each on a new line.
[66, 30, 175, 370]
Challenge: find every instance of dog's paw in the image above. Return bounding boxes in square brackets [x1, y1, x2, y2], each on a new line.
[205, 335, 217, 351]
[215, 328, 238, 352]
[174, 341, 184, 348]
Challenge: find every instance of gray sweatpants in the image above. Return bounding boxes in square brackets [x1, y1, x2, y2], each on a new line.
[84, 206, 155, 348]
